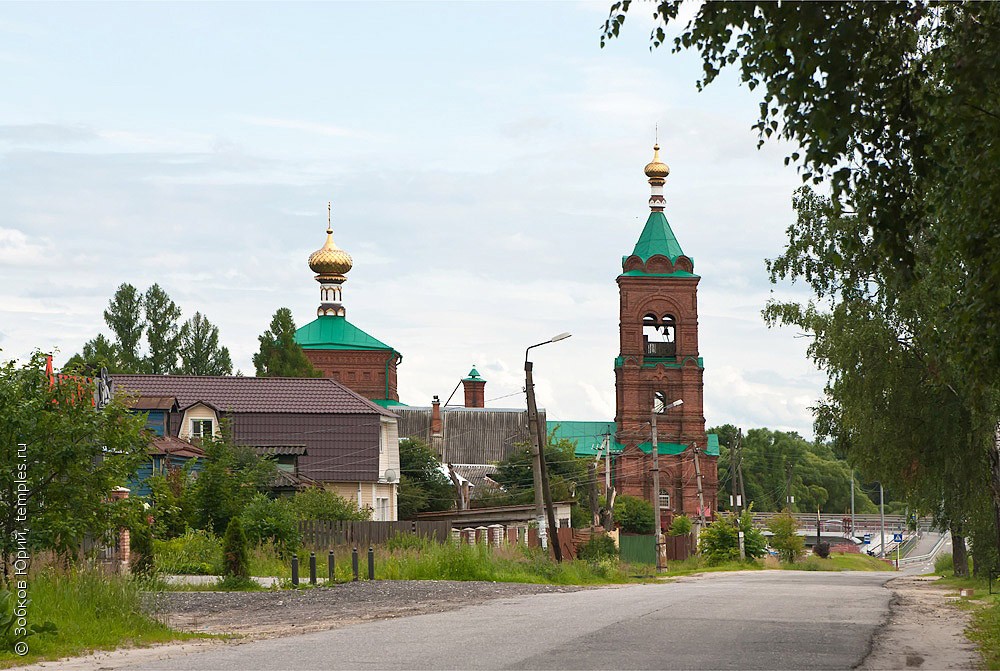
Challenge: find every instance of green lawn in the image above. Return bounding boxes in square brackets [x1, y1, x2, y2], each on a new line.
[933, 573, 1000, 669]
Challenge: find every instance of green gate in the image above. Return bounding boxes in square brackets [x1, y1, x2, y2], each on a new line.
[619, 533, 656, 565]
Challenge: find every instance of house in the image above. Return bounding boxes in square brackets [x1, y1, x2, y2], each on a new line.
[111, 374, 401, 520]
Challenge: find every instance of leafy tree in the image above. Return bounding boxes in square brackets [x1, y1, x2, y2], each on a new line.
[103, 283, 144, 370]
[614, 495, 654, 534]
[129, 520, 155, 575]
[0, 352, 148, 582]
[288, 487, 370, 522]
[668, 514, 691, 537]
[765, 188, 994, 573]
[147, 466, 196, 539]
[253, 308, 320, 378]
[490, 433, 592, 516]
[239, 493, 300, 554]
[767, 512, 805, 564]
[221, 517, 249, 581]
[189, 430, 277, 535]
[178, 312, 233, 376]
[63, 334, 127, 377]
[143, 284, 183, 374]
[398, 438, 454, 519]
[698, 510, 766, 565]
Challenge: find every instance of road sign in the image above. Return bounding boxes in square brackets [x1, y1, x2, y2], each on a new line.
[893, 533, 903, 542]
[863, 534, 871, 543]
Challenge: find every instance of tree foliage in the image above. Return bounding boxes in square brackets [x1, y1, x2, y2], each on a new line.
[179, 312, 233, 376]
[288, 487, 370, 522]
[103, 283, 144, 371]
[397, 438, 454, 519]
[713, 423, 877, 514]
[767, 512, 805, 564]
[614, 495, 654, 534]
[253, 308, 320, 378]
[0, 352, 147, 582]
[143, 284, 183, 374]
[189, 429, 277, 535]
[239, 493, 300, 554]
[221, 517, 250, 581]
[698, 510, 766, 565]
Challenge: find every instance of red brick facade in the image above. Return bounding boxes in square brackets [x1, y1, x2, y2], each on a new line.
[613, 260, 718, 529]
[305, 349, 399, 402]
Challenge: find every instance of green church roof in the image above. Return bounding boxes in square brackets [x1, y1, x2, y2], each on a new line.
[547, 420, 721, 458]
[625, 211, 686, 265]
[294, 315, 395, 352]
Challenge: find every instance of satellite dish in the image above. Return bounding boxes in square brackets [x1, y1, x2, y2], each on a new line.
[384, 469, 397, 483]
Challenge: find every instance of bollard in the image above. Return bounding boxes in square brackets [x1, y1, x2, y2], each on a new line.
[291, 554, 299, 587]
[309, 551, 317, 585]
[352, 547, 359, 581]
[328, 550, 335, 583]
[368, 546, 375, 580]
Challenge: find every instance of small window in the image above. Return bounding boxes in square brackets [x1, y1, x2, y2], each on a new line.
[190, 419, 213, 439]
[658, 490, 671, 510]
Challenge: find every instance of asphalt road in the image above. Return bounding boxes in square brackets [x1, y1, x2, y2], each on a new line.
[131, 570, 895, 670]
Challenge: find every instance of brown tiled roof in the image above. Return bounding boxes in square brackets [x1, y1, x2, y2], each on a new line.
[111, 374, 394, 416]
[149, 436, 205, 459]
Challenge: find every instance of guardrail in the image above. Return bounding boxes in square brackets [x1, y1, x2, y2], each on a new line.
[898, 533, 949, 565]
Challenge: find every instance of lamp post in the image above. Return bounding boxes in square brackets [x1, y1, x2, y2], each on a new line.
[651, 398, 683, 571]
[525, 332, 571, 561]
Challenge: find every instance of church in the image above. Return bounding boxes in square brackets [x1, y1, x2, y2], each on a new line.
[292, 146, 719, 530]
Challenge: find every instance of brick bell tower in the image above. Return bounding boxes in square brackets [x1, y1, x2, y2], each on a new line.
[614, 144, 718, 530]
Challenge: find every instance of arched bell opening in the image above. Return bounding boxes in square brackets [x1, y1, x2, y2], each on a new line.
[642, 313, 676, 357]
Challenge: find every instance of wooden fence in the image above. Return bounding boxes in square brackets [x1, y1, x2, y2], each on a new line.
[299, 520, 453, 548]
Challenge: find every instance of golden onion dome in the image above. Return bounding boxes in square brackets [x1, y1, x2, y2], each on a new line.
[644, 143, 670, 179]
[308, 228, 353, 278]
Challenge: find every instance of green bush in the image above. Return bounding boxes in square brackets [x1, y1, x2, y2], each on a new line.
[615, 495, 655, 534]
[222, 518, 250, 580]
[668, 515, 693, 537]
[934, 552, 954, 575]
[154, 529, 222, 575]
[766, 512, 805, 563]
[289, 487, 371, 521]
[240, 493, 300, 554]
[699, 511, 767, 565]
[129, 521, 154, 575]
[577, 534, 618, 562]
[813, 541, 831, 558]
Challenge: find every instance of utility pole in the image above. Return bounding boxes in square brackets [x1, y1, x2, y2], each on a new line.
[588, 461, 600, 527]
[524, 361, 548, 551]
[879, 482, 886, 559]
[784, 463, 795, 511]
[651, 411, 663, 570]
[692, 443, 706, 532]
[737, 430, 747, 512]
[850, 469, 856, 538]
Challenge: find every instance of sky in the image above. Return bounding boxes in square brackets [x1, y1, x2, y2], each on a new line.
[0, 2, 825, 437]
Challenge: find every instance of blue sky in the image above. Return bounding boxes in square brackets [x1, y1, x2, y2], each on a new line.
[0, 2, 824, 436]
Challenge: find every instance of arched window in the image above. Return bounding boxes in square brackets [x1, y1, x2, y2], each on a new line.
[653, 391, 668, 414]
[642, 313, 676, 357]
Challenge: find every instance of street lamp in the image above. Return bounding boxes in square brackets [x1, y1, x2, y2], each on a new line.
[525, 332, 572, 561]
[651, 398, 682, 571]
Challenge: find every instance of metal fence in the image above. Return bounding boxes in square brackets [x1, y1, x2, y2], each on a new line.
[298, 520, 453, 548]
[619, 534, 657, 565]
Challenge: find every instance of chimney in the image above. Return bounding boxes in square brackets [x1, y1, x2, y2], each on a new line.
[431, 395, 442, 434]
[431, 395, 444, 459]
[461, 366, 486, 408]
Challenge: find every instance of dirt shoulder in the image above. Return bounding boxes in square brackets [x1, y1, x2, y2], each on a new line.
[18, 581, 585, 671]
[860, 575, 981, 670]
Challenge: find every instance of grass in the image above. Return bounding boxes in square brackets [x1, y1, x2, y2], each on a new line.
[0, 567, 198, 668]
[778, 552, 894, 572]
[931, 558, 1000, 670]
[660, 556, 760, 577]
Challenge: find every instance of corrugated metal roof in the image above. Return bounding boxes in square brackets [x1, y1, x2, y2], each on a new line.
[627, 211, 687, 265]
[396, 406, 544, 464]
[149, 436, 205, 459]
[111, 374, 394, 416]
[133, 396, 178, 411]
[251, 445, 308, 456]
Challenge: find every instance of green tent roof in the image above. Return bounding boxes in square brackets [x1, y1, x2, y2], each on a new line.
[463, 366, 485, 382]
[626, 211, 686, 265]
[295, 315, 395, 352]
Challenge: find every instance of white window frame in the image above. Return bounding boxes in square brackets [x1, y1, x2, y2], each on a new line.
[190, 419, 213, 439]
